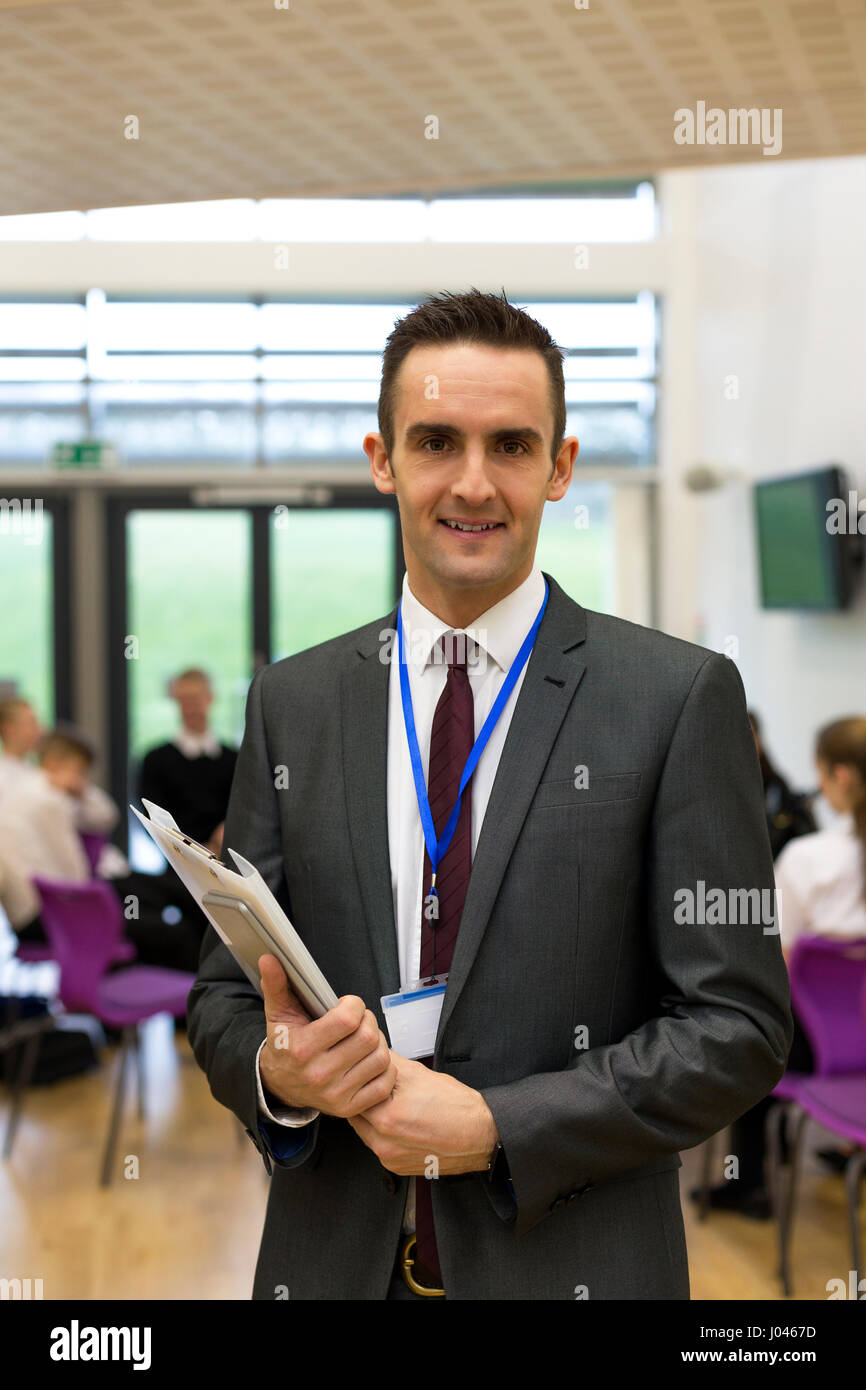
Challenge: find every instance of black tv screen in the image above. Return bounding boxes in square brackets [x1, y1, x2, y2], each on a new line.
[754, 466, 855, 610]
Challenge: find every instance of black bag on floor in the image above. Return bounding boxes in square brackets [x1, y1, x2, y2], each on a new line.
[0, 997, 99, 1087]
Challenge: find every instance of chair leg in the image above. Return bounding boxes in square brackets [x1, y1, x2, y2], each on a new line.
[845, 1148, 866, 1290]
[2, 1030, 43, 1160]
[101, 1026, 133, 1188]
[768, 1101, 807, 1298]
[697, 1131, 715, 1221]
[765, 1100, 786, 1223]
[134, 1025, 145, 1122]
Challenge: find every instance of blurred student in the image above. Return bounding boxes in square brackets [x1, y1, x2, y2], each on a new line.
[775, 716, 866, 953]
[748, 709, 817, 859]
[0, 697, 118, 838]
[138, 668, 237, 850]
[0, 730, 95, 941]
[694, 715, 866, 1214]
[0, 696, 42, 804]
[0, 728, 203, 972]
[0, 845, 35, 936]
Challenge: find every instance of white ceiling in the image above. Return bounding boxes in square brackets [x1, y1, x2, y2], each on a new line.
[1, 0, 864, 216]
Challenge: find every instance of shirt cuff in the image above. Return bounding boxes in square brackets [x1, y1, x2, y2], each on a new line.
[255, 1038, 319, 1127]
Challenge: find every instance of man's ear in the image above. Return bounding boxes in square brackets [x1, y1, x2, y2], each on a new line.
[366, 432, 397, 495]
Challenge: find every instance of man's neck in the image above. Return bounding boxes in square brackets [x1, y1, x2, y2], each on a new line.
[405, 566, 532, 629]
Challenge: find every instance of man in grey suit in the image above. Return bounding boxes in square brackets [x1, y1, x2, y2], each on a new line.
[187, 288, 793, 1300]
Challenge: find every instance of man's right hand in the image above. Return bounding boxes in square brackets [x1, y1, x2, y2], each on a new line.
[257, 954, 397, 1118]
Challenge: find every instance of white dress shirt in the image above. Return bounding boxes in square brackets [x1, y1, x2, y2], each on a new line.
[173, 728, 223, 760]
[774, 814, 866, 949]
[255, 565, 547, 1228]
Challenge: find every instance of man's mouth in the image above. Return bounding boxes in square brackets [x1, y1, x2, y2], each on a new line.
[439, 519, 504, 534]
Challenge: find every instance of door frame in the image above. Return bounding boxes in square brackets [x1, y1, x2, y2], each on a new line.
[105, 486, 402, 853]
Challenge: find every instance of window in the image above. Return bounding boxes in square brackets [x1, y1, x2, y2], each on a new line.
[0, 294, 656, 469]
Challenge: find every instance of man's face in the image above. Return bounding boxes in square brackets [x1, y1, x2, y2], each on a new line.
[365, 343, 576, 608]
[172, 679, 212, 729]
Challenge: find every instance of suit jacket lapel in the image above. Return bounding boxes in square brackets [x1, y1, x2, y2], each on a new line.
[340, 572, 588, 1030]
[341, 607, 402, 998]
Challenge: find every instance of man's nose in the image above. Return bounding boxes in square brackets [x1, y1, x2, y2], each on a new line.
[451, 447, 496, 502]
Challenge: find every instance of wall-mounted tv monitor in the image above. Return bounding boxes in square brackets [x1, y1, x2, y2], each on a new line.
[753, 465, 859, 610]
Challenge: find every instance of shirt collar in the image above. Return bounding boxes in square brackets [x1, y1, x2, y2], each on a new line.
[173, 729, 221, 759]
[399, 565, 547, 673]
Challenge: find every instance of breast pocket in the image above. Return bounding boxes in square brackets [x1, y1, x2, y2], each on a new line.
[530, 771, 641, 811]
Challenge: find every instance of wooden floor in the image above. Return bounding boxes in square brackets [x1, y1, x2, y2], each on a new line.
[0, 1016, 859, 1300]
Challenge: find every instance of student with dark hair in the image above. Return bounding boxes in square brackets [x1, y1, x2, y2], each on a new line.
[694, 715, 866, 1215]
[748, 710, 818, 859]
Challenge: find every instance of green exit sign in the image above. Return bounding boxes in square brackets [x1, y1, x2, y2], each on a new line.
[51, 439, 118, 469]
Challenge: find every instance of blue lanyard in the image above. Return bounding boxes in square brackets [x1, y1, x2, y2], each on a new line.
[396, 578, 549, 903]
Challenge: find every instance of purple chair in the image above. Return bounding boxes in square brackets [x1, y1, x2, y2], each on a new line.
[32, 876, 194, 1186]
[765, 935, 866, 1296]
[79, 832, 107, 877]
[16, 832, 134, 967]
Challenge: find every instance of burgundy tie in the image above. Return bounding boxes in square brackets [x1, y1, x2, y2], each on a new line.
[413, 631, 475, 1287]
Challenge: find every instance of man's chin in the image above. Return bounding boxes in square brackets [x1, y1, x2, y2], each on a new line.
[429, 554, 511, 590]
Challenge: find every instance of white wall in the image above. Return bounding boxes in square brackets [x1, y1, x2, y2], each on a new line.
[658, 157, 866, 794]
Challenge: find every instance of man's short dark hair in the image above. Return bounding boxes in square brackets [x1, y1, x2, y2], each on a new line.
[377, 287, 567, 470]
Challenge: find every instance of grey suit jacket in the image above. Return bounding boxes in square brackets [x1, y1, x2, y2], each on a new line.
[186, 571, 793, 1300]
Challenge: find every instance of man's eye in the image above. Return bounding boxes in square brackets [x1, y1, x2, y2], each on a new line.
[419, 437, 527, 454]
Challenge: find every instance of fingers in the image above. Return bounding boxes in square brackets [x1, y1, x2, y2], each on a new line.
[258, 953, 290, 1009]
[342, 1035, 398, 1106]
[302, 1001, 382, 1056]
[258, 958, 372, 1052]
[257, 963, 393, 1114]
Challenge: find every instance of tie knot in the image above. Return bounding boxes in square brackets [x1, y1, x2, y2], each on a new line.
[437, 630, 474, 670]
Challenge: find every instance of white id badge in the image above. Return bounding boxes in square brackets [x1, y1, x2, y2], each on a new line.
[380, 974, 448, 1060]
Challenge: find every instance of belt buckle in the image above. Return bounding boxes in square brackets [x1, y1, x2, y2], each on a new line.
[401, 1234, 445, 1297]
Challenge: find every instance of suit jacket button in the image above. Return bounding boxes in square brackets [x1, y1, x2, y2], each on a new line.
[382, 1174, 397, 1194]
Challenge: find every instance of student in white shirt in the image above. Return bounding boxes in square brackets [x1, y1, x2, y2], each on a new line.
[0, 730, 94, 935]
[775, 716, 866, 956]
[0, 696, 119, 838]
[694, 714, 866, 1214]
[0, 728, 202, 973]
[0, 696, 42, 807]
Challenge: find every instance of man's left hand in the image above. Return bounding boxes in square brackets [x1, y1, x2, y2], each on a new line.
[347, 1052, 499, 1176]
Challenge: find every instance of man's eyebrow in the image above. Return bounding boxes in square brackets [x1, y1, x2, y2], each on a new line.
[403, 422, 544, 446]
